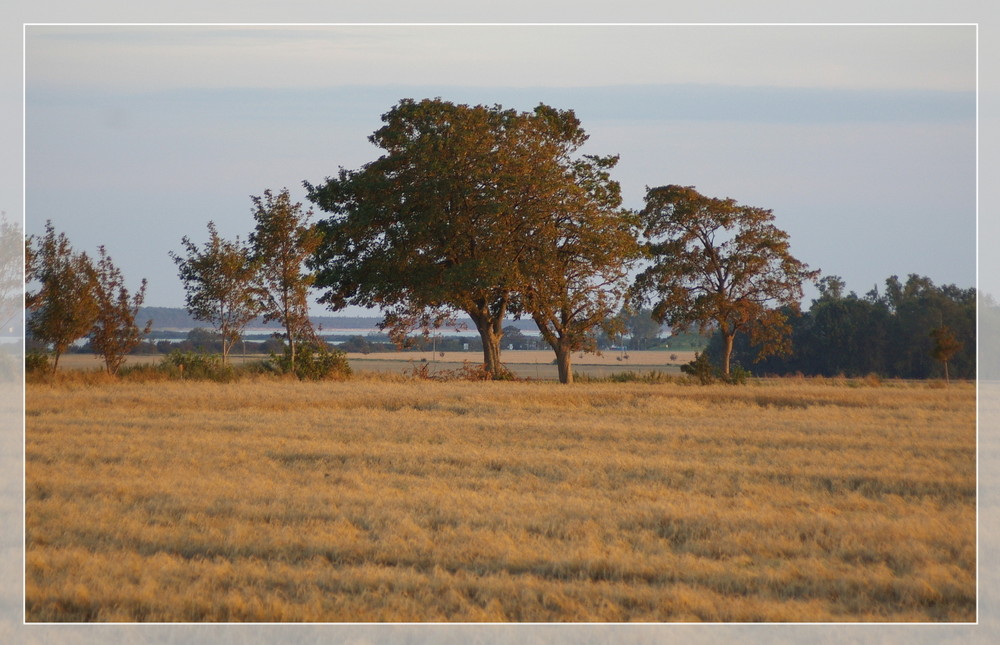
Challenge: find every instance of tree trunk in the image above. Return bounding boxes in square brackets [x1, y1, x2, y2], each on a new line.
[287, 326, 296, 373]
[721, 332, 734, 377]
[481, 328, 503, 378]
[471, 315, 505, 379]
[944, 360, 950, 384]
[555, 344, 573, 384]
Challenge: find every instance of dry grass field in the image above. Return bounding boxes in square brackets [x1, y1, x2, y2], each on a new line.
[55, 349, 697, 380]
[25, 376, 975, 622]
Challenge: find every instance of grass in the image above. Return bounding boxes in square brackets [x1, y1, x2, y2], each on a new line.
[25, 377, 975, 622]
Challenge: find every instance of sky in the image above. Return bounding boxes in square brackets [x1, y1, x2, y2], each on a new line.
[6, 5, 1000, 645]
[23, 24, 977, 315]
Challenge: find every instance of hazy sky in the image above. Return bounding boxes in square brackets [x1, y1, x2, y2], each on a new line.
[24, 24, 976, 313]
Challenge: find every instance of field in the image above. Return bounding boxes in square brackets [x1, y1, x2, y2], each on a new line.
[55, 349, 698, 380]
[25, 376, 975, 622]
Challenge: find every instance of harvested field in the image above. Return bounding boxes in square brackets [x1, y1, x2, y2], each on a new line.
[25, 377, 975, 622]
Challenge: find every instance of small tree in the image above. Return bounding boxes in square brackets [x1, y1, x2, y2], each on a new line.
[930, 325, 963, 383]
[90, 246, 152, 375]
[248, 188, 324, 373]
[633, 185, 819, 377]
[170, 222, 260, 364]
[502, 325, 529, 350]
[26, 221, 99, 373]
[617, 305, 663, 351]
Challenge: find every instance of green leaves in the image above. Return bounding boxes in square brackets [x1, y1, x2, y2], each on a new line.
[170, 222, 260, 364]
[249, 188, 323, 372]
[308, 98, 635, 380]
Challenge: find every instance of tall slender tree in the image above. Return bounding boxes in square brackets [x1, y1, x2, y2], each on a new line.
[249, 188, 324, 372]
[90, 246, 152, 375]
[170, 222, 260, 364]
[633, 185, 818, 377]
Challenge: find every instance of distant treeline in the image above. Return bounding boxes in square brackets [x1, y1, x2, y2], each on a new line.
[707, 274, 976, 379]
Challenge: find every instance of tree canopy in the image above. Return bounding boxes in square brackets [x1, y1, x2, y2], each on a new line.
[90, 245, 152, 375]
[170, 222, 260, 364]
[633, 185, 818, 376]
[306, 98, 635, 380]
[249, 188, 324, 372]
[26, 221, 99, 373]
[519, 153, 640, 383]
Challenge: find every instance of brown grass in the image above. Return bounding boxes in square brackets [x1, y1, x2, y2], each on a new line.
[25, 378, 975, 622]
[54, 349, 696, 381]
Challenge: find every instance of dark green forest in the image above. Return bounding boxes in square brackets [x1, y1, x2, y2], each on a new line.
[705, 274, 976, 380]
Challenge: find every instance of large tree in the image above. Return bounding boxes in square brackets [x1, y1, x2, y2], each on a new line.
[248, 188, 324, 372]
[170, 222, 260, 364]
[90, 246, 152, 376]
[633, 185, 818, 377]
[306, 98, 615, 379]
[26, 221, 99, 373]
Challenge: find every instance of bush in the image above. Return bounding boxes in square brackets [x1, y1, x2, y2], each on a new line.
[26, 351, 50, 375]
[680, 353, 751, 385]
[404, 361, 514, 382]
[268, 342, 352, 381]
[609, 370, 674, 384]
[681, 352, 716, 385]
[161, 351, 235, 382]
[726, 363, 750, 385]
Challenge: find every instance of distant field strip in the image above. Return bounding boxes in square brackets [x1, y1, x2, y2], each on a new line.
[25, 379, 975, 622]
[56, 350, 696, 380]
[55, 350, 694, 368]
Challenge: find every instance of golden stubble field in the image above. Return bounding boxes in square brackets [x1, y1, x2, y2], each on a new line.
[25, 377, 976, 622]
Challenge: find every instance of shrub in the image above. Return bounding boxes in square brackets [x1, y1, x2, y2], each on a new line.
[161, 351, 235, 382]
[863, 372, 883, 387]
[609, 370, 674, 384]
[404, 361, 514, 382]
[268, 343, 352, 381]
[726, 363, 750, 385]
[681, 352, 716, 385]
[117, 363, 173, 383]
[26, 351, 50, 375]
